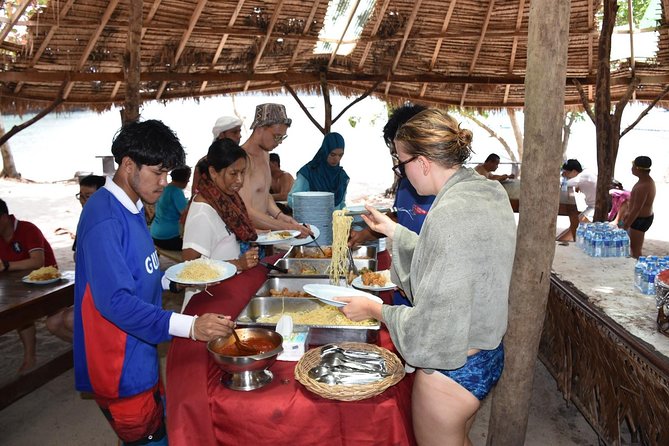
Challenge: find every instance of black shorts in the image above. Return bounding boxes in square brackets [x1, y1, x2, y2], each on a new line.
[630, 214, 654, 232]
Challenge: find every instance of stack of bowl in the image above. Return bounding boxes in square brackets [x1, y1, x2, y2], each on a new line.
[293, 191, 334, 245]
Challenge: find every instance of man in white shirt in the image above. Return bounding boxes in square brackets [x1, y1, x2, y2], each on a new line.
[561, 159, 597, 221]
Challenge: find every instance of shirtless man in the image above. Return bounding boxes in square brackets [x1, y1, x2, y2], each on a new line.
[475, 153, 515, 182]
[620, 156, 656, 258]
[239, 103, 309, 236]
[269, 153, 294, 202]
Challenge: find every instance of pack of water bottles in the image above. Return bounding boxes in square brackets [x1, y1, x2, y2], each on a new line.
[634, 256, 669, 295]
[575, 222, 630, 257]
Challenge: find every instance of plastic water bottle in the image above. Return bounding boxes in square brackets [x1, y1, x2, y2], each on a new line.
[620, 230, 630, 257]
[593, 231, 604, 257]
[634, 256, 647, 291]
[646, 263, 659, 295]
[603, 230, 613, 257]
[575, 223, 586, 250]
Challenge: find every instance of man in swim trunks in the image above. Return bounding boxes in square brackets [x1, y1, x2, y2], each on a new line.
[620, 156, 655, 258]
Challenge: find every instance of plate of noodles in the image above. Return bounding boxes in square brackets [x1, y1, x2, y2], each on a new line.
[287, 224, 320, 246]
[302, 284, 383, 308]
[351, 270, 397, 292]
[255, 230, 301, 245]
[165, 258, 237, 286]
[22, 266, 61, 285]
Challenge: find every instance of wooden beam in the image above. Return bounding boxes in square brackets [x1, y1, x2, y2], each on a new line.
[356, 0, 392, 70]
[627, 0, 635, 78]
[287, 0, 321, 69]
[384, 0, 424, 96]
[156, 0, 208, 100]
[0, 0, 33, 42]
[420, 0, 457, 98]
[110, 81, 122, 100]
[243, 0, 286, 92]
[328, 0, 363, 68]
[124, 0, 142, 124]
[504, 0, 526, 104]
[460, 0, 495, 107]
[142, 0, 163, 40]
[63, 0, 121, 99]
[0, 70, 629, 86]
[14, 0, 76, 94]
[200, 0, 245, 93]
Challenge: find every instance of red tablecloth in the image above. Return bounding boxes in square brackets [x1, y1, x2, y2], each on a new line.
[166, 252, 416, 446]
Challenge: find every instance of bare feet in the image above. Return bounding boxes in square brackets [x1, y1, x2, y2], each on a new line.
[18, 355, 37, 375]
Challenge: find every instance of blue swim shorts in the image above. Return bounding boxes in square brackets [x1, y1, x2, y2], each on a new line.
[435, 343, 504, 400]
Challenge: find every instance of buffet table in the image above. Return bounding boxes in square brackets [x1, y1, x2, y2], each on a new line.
[540, 244, 669, 445]
[166, 251, 415, 446]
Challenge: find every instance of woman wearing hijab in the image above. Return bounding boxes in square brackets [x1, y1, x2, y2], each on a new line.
[180, 139, 260, 311]
[288, 132, 349, 210]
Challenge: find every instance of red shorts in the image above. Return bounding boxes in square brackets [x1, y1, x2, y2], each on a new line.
[94, 383, 166, 444]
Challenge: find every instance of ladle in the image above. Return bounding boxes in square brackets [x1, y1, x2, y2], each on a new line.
[231, 329, 256, 355]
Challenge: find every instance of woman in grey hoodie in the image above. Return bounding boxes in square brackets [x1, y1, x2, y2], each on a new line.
[339, 109, 516, 446]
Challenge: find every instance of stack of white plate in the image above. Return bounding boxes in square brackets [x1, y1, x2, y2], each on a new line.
[293, 192, 334, 245]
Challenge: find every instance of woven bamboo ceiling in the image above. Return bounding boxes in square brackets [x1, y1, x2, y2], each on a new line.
[1, 0, 668, 114]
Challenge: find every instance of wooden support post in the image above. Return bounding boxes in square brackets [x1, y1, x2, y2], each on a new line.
[320, 72, 332, 133]
[487, 0, 571, 444]
[123, 0, 143, 124]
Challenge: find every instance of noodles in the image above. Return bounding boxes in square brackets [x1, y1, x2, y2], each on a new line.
[257, 304, 375, 326]
[177, 259, 220, 282]
[27, 266, 60, 281]
[327, 209, 353, 285]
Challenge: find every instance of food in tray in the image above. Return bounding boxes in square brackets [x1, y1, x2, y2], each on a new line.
[269, 287, 311, 298]
[267, 230, 295, 241]
[176, 259, 221, 282]
[26, 266, 60, 281]
[361, 270, 391, 287]
[294, 247, 333, 258]
[288, 263, 321, 275]
[257, 304, 376, 327]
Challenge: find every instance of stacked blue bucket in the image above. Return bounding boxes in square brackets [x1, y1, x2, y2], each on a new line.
[292, 192, 334, 245]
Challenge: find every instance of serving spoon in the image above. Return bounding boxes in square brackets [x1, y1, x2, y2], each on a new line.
[231, 329, 256, 355]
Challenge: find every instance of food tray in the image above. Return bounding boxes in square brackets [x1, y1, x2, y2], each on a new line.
[254, 277, 331, 297]
[235, 297, 380, 345]
[284, 246, 377, 261]
[294, 342, 405, 401]
[269, 258, 377, 277]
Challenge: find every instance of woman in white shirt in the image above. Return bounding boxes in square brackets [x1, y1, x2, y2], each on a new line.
[181, 139, 259, 310]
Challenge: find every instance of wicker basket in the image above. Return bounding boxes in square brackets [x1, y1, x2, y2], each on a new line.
[294, 342, 406, 401]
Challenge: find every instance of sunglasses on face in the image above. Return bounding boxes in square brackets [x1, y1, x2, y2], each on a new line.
[392, 155, 418, 178]
[273, 134, 288, 144]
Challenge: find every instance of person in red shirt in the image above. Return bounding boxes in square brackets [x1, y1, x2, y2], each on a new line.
[0, 198, 57, 373]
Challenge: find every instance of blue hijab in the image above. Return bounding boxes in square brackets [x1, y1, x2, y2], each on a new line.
[297, 132, 349, 205]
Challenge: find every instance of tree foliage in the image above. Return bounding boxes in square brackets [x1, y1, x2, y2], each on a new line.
[615, 0, 652, 27]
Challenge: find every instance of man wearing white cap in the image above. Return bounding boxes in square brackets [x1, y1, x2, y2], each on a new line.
[192, 116, 244, 194]
[239, 103, 309, 237]
[211, 116, 243, 144]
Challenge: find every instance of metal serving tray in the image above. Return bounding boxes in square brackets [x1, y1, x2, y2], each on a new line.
[235, 297, 380, 345]
[254, 277, 331, 297]
[269, 258, 377, 277]
[283, 245, 377, 261]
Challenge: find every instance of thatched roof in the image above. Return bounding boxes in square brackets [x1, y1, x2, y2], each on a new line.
[1, 0, 668, 114]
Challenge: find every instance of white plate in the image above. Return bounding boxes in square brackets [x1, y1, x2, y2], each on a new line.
[164, 259, 237, 285]
[255, 230, 301, 245]
[288, 224, 320, 246]
[302, 284, 383, 308]
[22, 276, 61, 285]
[351, 273, 397, 292]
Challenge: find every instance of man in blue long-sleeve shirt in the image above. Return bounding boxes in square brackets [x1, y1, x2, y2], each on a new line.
[74, 120, 234, 445]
